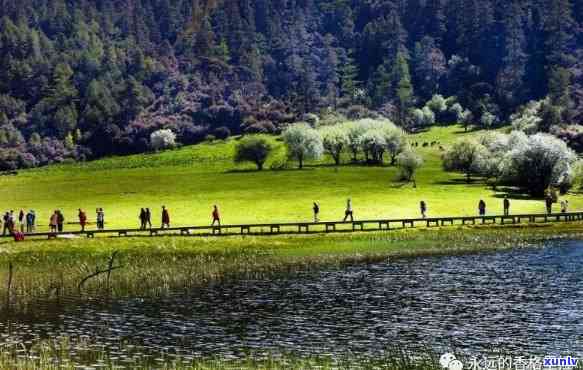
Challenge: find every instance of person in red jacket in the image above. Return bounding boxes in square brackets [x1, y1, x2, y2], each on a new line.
[78, 209, 87, 231]
[212, 205, 221, 226]
[161, 206, 170, 228]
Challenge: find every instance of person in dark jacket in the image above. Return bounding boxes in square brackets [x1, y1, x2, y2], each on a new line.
[420, 201, 427, 218]
[26, 210, 35, 233]
[139, 208, 146, 230]
[478, 200, 486, 216]
[545, 195, 553, 215]
[313, 202, 320, 223]
[503, 196, 510, 216]
[56, 210, 64, 232]
[145, 208, 152, 228]
[2, 212, 10, 235]
[161, 206, 170, 228]
[18, 209, 25, 232]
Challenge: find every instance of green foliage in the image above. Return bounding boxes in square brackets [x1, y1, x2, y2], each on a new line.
[234, 136, 273, 170]
[443, 139, 488, 182]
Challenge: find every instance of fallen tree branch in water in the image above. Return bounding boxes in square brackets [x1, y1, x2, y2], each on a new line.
[78, 251, 122, 292]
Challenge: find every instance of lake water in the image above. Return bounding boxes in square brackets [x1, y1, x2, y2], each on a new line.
[1, 241, 582, 363]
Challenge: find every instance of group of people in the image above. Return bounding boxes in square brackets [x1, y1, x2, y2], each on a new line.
[139, 205, 221, 229]
[2, 209, 36, 235]
[48, 210, 65, 232]
[3, 195, 575, 237]
[420, 196, 569, 219]
[311, 196, 572, 223]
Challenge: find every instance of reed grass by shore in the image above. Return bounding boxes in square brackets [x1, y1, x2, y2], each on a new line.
[1, 223, 583, 314]
[0, 336, 441, 370]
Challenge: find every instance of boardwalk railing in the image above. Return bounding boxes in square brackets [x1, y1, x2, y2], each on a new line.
[3, 211, 583, 240]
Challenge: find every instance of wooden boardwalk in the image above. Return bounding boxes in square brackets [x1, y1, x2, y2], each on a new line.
[3, 211, 583, 240]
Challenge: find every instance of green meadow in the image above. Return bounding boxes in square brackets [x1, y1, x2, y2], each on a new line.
[0, 125, 578, 232]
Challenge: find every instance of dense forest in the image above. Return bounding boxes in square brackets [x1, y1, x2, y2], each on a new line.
[0, 0, 582, 169]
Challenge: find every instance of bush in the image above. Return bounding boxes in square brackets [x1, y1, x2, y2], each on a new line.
[234, 136, 273, 170]
[214, 126, 231, 140]
[150, 129, 177, 150]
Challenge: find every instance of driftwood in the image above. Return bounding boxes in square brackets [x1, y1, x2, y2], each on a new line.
[78, 251, 122, 292]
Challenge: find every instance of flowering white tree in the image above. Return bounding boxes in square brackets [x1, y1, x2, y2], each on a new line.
[443, 138, 489, 182]
[360, 129, 387, 163]
[383, 127, 409, 165]
[506, 133, 577, 195]
[342, 120, 368, 161]
[282, 123, 324, 169]
[319, 125, 349, 165]
[150, 129, 177, 150]
[411, 107, 435, 127]
[396, 150, 423, 184]
[426, 94, 448, 113]
[510, 99, 545, 134]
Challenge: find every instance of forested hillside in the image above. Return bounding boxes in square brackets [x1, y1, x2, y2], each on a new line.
[0, 0, 582, 169]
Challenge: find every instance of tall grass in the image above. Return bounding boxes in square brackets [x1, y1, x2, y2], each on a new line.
[1, 224, 582, 314]
[0, 337, 442, 369]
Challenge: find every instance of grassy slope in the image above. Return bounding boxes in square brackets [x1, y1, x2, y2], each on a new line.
[0, 124, 580, 232]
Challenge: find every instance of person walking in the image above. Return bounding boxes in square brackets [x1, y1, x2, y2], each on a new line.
[99, 208, 105, 229]
[78, 209, 87, 231]
[211, 205, 221, 226]
[561, 199, 569, 213]
[2, 212, 10, 235]
[49, 211, 58, 233]
[313, 202, 320, 223]
[26, 210, 35, 233]
[420, 201, 427, 219]
[56, 210, 64, 232]
[545, 195, 553, 215]
[18, 209, 25, 232]
[478, 200, 486, 216]
[139, 208, 146, 229]
[343, 198, 354, 222]
[145, 208, 152, 229]
[503, 196, 510, 216]
[161, 206, 170, 228]
[7, 211, 14, 235]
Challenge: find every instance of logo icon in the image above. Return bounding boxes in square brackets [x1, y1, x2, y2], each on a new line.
[440, 353, 463, 370]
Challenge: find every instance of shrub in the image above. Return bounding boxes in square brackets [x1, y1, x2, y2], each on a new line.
[214, 126, 231, 140]
[234, 136, 273, 170]
[150, 129, 177, 150]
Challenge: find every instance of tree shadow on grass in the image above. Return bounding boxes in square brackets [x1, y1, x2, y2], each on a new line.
[492, 187, 543, 200]
[224, 167, 316, 174]
[225, 162, 396, 174]
[432, 178, 484, 186]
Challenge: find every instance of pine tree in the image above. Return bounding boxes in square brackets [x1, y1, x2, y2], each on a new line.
[339, 53, 360, 102]
[371, 64, 391, 107]
[391, 51, 414, 125]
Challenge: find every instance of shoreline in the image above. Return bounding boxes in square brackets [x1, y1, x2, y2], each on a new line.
[1, 222, 583, 313]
